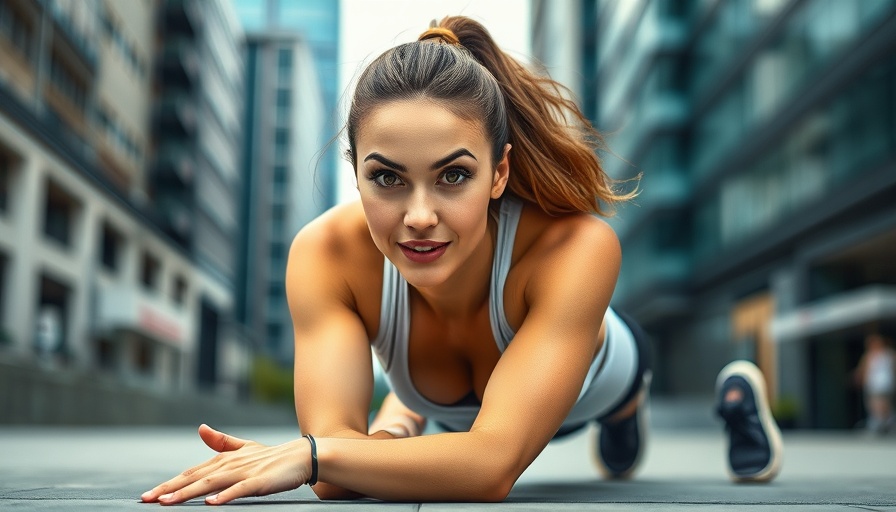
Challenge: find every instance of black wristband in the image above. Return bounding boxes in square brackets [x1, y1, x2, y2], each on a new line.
[303, 434, 318, 486]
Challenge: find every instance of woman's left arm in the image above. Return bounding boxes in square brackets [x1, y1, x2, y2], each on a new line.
[307, 215, 622, 500]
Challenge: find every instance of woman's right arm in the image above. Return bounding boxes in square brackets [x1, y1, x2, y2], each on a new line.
[286, 211, 398, 500]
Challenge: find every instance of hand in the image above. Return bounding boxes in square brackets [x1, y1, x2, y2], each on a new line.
[141, 424, 312, 505]
[369, 414, 425, 438]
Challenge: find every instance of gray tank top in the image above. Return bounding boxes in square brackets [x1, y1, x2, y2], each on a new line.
[371, 195, 637, 432]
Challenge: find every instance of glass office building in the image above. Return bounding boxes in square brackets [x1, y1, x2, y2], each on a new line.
[233, 0, 340, 206]
[534, 0, 896, 428]
[232, 0, 337, 363]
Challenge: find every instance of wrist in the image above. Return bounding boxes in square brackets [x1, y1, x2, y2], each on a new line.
[303, 434, 318, 486]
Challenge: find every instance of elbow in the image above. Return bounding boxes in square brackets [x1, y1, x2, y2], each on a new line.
[311, 483, 360, 501]
[470, 460, 520, 502]
[478, 477, 514, 502]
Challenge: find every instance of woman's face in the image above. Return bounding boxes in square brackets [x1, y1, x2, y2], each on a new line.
[355, 98, 509, 290]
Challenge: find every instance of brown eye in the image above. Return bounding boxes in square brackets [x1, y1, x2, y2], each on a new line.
[440, 169, 470, 186]
[372, 171, 402, 187]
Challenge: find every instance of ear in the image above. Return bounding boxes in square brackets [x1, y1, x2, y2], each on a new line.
[491, 144, 511, 199]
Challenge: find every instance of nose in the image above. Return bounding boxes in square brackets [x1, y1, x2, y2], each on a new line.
[403, 190, 438, 231]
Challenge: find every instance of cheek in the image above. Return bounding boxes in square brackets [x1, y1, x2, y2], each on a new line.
[361, 197, 399, 245]
[441, 194, 490, 237]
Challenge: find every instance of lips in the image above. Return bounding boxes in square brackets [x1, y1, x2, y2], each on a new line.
[398, 240, 450, 263]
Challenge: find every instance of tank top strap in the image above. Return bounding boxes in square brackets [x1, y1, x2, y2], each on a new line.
[371, 258, 408, 373]
[489, 196, 524, 351]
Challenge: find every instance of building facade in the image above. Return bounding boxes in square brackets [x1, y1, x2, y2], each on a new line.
[233, 0, 340, 206]
[238, 31, 325, 362]
[152, 0, 248, 391]
[233, 0, 338, 363]
[533, 0, 896, 428]
[0, 0, 250, 402]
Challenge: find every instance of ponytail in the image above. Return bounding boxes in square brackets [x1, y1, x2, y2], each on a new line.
[346, 16, 634, 216]
[438, 16, 634, 216]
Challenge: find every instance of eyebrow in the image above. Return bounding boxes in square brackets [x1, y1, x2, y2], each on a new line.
[363, 148, 478, 173]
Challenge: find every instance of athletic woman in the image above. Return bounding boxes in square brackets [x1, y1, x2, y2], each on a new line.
[142, 16, 780, 505]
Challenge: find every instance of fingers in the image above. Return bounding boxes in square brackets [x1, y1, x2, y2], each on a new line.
[155, 473, 250, 505]
[141, 458, 222, 503]
[199, 423, 248, 453]
[205, 478, 267, 505]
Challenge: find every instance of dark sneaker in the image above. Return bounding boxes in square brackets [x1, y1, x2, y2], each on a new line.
[715, 361, 783, 483]
[594, 373, 651, 479]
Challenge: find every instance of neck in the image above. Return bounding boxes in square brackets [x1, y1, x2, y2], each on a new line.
[411, 215, 498, 321]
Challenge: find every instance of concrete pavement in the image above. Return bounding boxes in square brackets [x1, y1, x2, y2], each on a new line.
[1, 420, 895, 510]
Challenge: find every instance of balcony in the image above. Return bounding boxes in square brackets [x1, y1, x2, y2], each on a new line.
[41, 0, 99, 73]
[614, 250, 691, 324]
[156, 194, 194, 247]
[157, 38, 199, 86]
[159, 0, 201, 37]
[611, 170, 690, 242]
[153, 94, 197, 136]
[152, 143, 195, 186]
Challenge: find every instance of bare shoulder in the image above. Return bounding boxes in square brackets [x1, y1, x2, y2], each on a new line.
[288, 200, 383, 306]
[291, 200, 374, 259]
[515, 202, 621, 271]
[501, 201, 620, 328]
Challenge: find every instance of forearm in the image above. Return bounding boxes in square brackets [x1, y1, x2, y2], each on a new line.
[311, 429, 395, 500]
[316, 431, 520, 502]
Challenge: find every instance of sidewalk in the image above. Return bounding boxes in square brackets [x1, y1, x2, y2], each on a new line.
[1, 420, 894, 510]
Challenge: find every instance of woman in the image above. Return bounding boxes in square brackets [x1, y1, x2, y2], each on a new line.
[855, 333, 896, 434]
[142, 16, 779, 505]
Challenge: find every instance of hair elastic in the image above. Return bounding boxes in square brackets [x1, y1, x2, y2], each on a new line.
[303, 434, 318, 486]
[418, 26, 460, 46]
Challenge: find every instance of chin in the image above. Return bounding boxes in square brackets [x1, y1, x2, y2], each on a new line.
[396, 266, 453, 290]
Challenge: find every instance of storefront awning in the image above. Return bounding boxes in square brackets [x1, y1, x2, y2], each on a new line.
[771, 285, 896, 342]
[94, 285, 191, 347]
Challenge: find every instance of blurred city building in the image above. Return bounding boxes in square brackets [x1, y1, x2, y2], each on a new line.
[533, 0, 896, 428]
[153, 0, 248, 392]
[238, 31, 325, 363]
[233, 0, 339, 206]
[0, 0, 252, 422]
[232, 0, 339, 364]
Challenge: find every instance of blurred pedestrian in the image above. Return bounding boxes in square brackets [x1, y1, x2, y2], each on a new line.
[854, 333, 896, 434]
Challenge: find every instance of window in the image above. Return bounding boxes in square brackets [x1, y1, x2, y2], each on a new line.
[99, 222, 123, 272]
[0, 1, 33, 60]
[273, 165, 287, 184]
[278, 48, 293, 69]
[274, 128, 289, 145]
[0, 152, 10, 215]
[135, 340, 154, 374]
[268, 281, 283, 299]
[37, 274, 70, 358]
[0, 251, 8, 340]
[275, 89, 290, 108]
[49, 52, 87, 112]
[140, 252, 161, 291]
[172, 275, 187, 305]
[43, 181, 79, 247]
[96, 337, 115, 370]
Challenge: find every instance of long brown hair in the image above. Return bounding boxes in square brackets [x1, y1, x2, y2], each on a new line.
[346, 16, 634, 216]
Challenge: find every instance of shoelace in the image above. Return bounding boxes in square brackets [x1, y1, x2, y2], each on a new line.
[717, 399, 765, 445]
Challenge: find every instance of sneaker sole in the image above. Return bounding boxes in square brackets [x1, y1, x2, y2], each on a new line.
[716, 361, 783, 483]
[593, 372, 651, 479]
